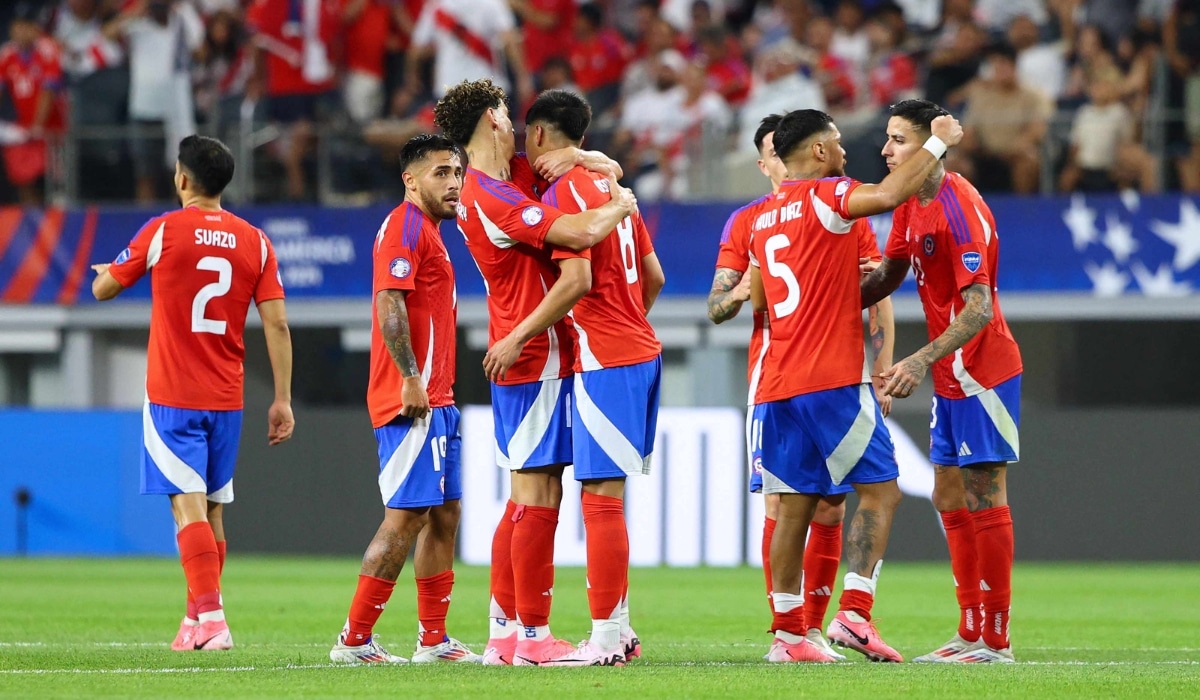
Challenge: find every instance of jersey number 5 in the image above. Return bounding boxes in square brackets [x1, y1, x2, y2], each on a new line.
[617, 216, 638, 284]
[192, 256, 232, 335]
[764, 234, 800, 318]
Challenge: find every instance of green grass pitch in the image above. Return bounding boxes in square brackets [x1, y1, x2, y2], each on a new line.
[1, 558, 1197, 698]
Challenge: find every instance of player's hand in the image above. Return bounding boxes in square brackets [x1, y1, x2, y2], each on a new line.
[859, 257, 880, 276]
[400, 376, 430, 419]
[611, 173, 638, 215]
[872, 376, 893, 417]
[483, 333, 525, 383]
[930, 115, 963, 148]
[91, 263, 110, 276]
[730, 270, 752, 303]
[533, 147, 582, 181]
[882, 355, 929, 399]
[267, 399, 294, 445]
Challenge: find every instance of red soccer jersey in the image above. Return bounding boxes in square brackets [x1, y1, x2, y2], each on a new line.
[107, 207, 286, 411]
[368, 201, 457, 427]
[885, 172, 1023, 399]
[246, 0, 337, 96]
[748, 177, 870, 402]
[523, 0, 574, 73]
[0, 39, 64, 129]
[543, 166, 660, 371]
[569, 28, 628, 92]
[457, 164, 580, 385]
[338, 0, 394, 78]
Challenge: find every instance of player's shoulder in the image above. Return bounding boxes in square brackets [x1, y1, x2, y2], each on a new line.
[721, 193, 770, 241]
[945, 171, 986, 204]
[469, 168, 525, 207]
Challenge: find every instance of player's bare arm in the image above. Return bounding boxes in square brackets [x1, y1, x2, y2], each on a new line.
[845, 115, 963, 219]
[533, 147, 625, 181]
[883, 283, 993, 398]
[90, 264, 124, 301]
[377, 289, 430, 419]
[861, 256, 911, 309]
[870, 297, 895, 417]
[483, 257, 592, 382]
[543, 174, 636, 251]
[706, 267, 752, 323]
[257, 298, 295, 445]
[641, 252, 666, 314]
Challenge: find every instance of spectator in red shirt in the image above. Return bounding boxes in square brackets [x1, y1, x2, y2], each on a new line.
[1, 3, 65, 205]
[864, 12, 916, 110]
[509, 0, 576, 78]
[338, 0, 400, 124]
[804, 13, 857, 112]
[695, 26, 749, 107]
[569, 3, 629, 115]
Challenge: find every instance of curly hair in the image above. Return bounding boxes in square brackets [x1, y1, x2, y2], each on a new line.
[433, 79, 508, 146]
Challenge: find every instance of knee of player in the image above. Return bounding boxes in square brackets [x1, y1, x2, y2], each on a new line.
[813, 496, 846, 525]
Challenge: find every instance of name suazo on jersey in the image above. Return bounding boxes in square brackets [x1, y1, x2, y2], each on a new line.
[368, 201, 458, 427]
[749, 177, 870, 402]
[107, 207, 285, 410]
[457, 165, 583, 385]
[885, 172, 1022, 399]
[543, 166, 661, 371]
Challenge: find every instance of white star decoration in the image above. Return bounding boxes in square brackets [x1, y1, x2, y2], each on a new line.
[1101, 211, 1138, 264]
[1083, 261, 1130, 297]
[1062, 194, 1099, 251]
[1131, 262, 1192, 297]
[1149, 199, 1200, 272]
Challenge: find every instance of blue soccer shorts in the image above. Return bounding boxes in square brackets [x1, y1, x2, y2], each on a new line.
[141, 401, 242, 503]
[572, 356, 662, 481]
[491, 375, 574, 470]
[375, 406, 463, 509]
[929, 374, 1021, 467]
[752, 383, 898, 495]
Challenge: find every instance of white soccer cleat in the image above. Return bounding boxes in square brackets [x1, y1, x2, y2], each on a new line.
[539, 640, 626, 667]
[913, 634, 984, 663]
[194, 620, 233, 651]
[329, 634, 409, 664]
[949, 644, 1015, 663]
[805, 628, 845, 661]
[412, 637, 482, 663]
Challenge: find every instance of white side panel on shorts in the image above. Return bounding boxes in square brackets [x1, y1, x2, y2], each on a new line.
[498, 378, 562, 469]
[825, 384, 878, 485]
[573, 377, 646, 476]
[976, 388, 1021, 459]
[142, 401, 206, 494]
[378, 417, 432, 504]
[207, 479, 234, 504]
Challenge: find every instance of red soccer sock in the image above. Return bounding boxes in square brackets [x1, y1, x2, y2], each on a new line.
[416, 570, 455, 647]
[217, 540, 227, 574]
[511, 504, 559, 627]
[761, 517, 776, 615]
[802, 521, 842, 632]
[582, 492, 628, 621]
[489, 500, 518, 623]
[771, 592, 807, 637]
[838, 588, 875, 621]
[345, 574, 396, 645]
[941, 507, 982, 642]
[973, 505, 1014, 650]
[177, 522, 222, 616]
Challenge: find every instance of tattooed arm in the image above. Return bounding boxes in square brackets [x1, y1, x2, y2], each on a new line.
[861, 256, 911, 309]
[883, 283, 994, 398]
[377, 289, 430, 418]
[707, 267, 752, 324]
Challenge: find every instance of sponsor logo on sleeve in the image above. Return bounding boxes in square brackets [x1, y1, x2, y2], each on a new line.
[961, 251, 982, 273]
[834, 179, 850, 198]
[114, 247, 131, 264]
[389, 257, 413, 279]
[521, 206, 544, 226]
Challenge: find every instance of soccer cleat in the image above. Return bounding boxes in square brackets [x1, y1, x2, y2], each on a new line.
[764, 637, 835, 663]
[513, 635, 577, 666]
[950, 644, 1015, 663]
[805, 628, 846, 661]
[193, 620, 233, 651]
[171, 619, 198, 652]
[621, 629, 641, 660]
[482, 634, 517, 666]
[540, 640, 626, 667]
[913, 634, 983, 663]
[412, 636, 482, 663]
[826, 611, 903, 663]
[329, 634, 408, 664]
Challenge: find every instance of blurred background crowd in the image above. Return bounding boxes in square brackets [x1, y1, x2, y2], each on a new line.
[0, 0, 1197, 205]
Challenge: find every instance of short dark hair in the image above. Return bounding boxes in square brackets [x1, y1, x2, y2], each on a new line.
[398, 133, 462, 175]
[753, 114, 784, 154]
[771, 109, 835, 162]
[578, 2, 604, 28]
[986, 42, 1018, 63]
[525, 90, 592, 143]
[177, 135, 234, 197]
[433, 79, 507, 146]
[888, 99, 951, 137]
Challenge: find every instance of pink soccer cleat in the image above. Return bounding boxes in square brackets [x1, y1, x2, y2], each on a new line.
[171, 619, 198, 652]
[540, 640, 626, 667]
[193, 620, 233, 651]
[482, 633, 517, 666]
[764, 637, 835, 663]
[826, 611, 903, 663]
[513, 635, 577, 666]
[621, 629, 641, 660]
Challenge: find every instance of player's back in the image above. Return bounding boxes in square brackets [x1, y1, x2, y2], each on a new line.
[750, 177, 866, 402]
[544, 166, 660, 371]
[140, 207, 281, 410]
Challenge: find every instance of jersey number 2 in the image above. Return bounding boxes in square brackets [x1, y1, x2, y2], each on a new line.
[764, 234, 800, 318]
[192, 256, 232, 335]
[617, 216, 638, 283]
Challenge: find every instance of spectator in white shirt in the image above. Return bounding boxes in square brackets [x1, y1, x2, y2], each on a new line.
[1059, 75, 1159, 193]
[52, 0, 123, 81]
[1008, 13, 1066, 102]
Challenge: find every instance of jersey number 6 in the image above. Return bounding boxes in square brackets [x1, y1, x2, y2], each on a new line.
[192, 256, 233, 335]
[764, 234, 800, 318]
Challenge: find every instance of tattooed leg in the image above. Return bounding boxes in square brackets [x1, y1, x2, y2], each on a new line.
[845, 480, 902, 577]
[361, 507, 430, 581]
[963, 463, 1008, 512]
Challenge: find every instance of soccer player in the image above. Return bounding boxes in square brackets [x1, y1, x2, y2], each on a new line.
[91, 135, 294, 651]
[329, 135, 480, 665]
[521, 89, 665, 666]
[432, 78, 635, 666]
[707, 113, 895, 660]
[0, 2, 64, 205]
[861, 99, 1022, 664]
[747, 108, 962, 663]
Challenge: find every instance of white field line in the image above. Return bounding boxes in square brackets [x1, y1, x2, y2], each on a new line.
[4, 642, 1200, 653]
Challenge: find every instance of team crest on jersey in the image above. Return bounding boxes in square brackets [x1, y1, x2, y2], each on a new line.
[834, 179, 850, 198]
[961, 251, 982, 273]
[389, 257, 412, 279]
[923, 234, 935, 256]
[521, 206, 544, 226]
[114, 247, 131, 264]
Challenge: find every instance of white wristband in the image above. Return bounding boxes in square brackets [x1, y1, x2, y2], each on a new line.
[922, 135, 947, 160]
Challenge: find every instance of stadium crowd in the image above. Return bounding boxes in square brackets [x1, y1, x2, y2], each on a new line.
[0, 0, 1198, 203]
